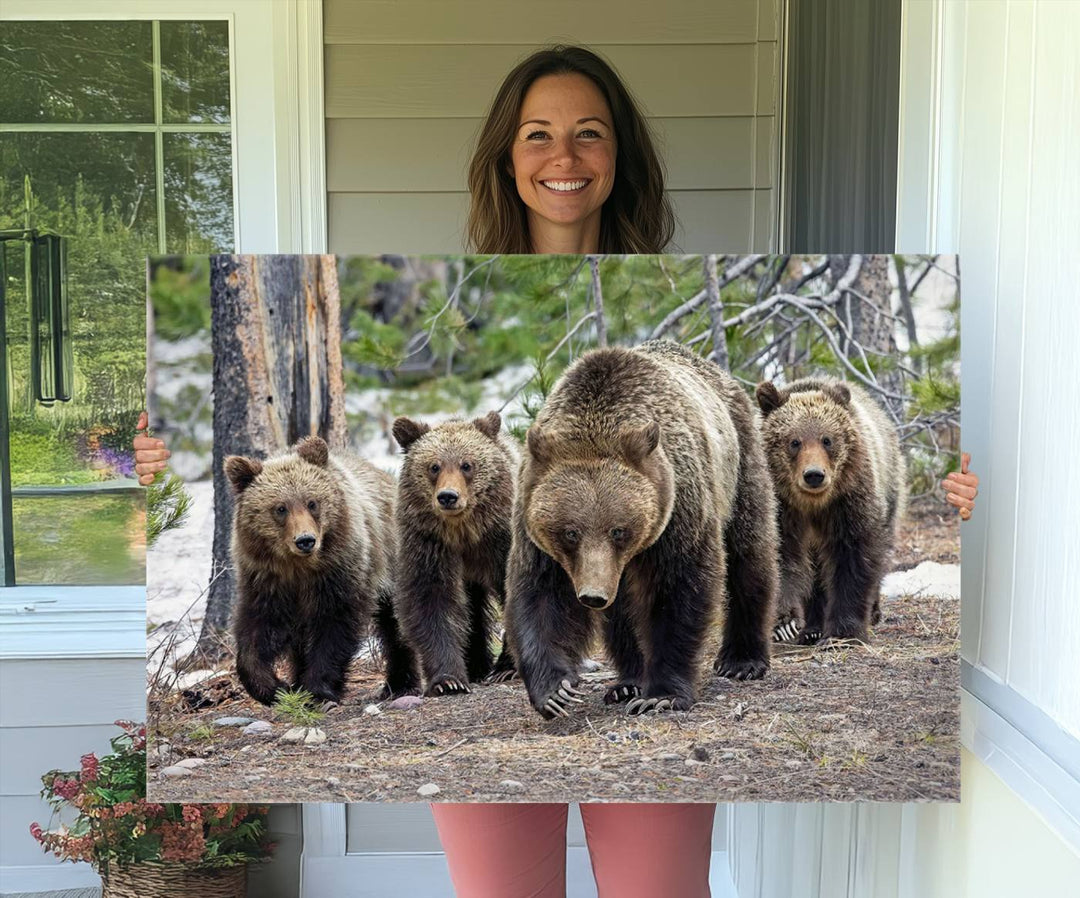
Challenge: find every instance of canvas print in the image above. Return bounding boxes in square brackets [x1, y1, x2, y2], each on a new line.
[146, 253, 961, 803]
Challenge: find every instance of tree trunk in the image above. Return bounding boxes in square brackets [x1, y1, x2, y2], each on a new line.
[588, 255, 608, 348]
[704, 254, 729, 370]
[895, 258, 921, 374]
[191, 254, 346, 663]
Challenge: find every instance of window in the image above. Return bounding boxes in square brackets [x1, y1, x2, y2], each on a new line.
[0, 19, 236, 585]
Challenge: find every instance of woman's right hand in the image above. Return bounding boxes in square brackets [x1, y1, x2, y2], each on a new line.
[133, 411, 170, 486]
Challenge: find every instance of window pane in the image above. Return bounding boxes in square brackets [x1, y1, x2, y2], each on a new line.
[164, 133, 234, 252]
[0, 132, 159, 243]
[0, 21, 154, 124]
[160, 20, 232, 124]
[2, 133, 149, 586]
[11, 493, 145, 586]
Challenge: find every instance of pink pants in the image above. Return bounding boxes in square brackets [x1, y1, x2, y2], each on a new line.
[430, 803, 715, 898]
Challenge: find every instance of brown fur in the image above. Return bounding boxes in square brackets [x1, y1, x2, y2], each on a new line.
[505, 340, 779, 718]
[757, 378, 906, 643]
[226, 436, 417, 705]
[392, 411, 519, 694]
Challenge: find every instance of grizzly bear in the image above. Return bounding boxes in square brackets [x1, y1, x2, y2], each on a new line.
[391, 411, 519, 696]
[504, 340, 779, 719]
[226, 436, 418, 706]
[756, 378, 906, 644]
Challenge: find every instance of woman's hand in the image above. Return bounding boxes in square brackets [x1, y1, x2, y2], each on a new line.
[942, 452, 978, 521]
[133, 411, 170, 486]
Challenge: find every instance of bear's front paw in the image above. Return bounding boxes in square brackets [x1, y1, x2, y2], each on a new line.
[772, 613, 802, 643]
[534, 678, 586, 719]
[603, 682, 642, 704]
[485, 650, 518, 684]
[625, 694, 692, 715]
[425, 676, 471, 697]
[715, 656, 769, 680]
[796, 627, 824, 645]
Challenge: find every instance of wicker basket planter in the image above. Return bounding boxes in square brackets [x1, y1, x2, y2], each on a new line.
[101, 862, 247, 898]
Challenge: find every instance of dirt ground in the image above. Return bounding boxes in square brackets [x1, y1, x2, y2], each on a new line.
[147, 501, 960, 804]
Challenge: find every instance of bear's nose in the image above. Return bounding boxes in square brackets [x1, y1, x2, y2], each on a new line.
[437, 489, 459, 509]
[802, 468, 826, 488]
[578, 593, 609, 610]
[295, 534, 317, 553]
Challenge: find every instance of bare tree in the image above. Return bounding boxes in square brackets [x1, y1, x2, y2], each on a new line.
[191, 255, 347, 663]
[588, 255, 608, 348]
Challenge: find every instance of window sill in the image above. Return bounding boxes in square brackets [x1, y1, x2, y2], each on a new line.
[0, 586, 145, 659]
[962, 661, 1080, 852]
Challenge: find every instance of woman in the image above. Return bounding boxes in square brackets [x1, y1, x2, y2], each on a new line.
[136, 45, 978, 898]
[466, 45, 674, 255]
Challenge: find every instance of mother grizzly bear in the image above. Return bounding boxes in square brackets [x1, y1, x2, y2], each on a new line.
[505, 340, 779, 719]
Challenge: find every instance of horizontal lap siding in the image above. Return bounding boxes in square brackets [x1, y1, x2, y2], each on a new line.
[0, 658, 145, 868]
[324, 0, 781, 253]
[324, 0, 761, 45]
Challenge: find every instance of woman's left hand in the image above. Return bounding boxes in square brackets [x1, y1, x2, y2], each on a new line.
[133, 411, 170, 486]
[942, 452, 978, 521]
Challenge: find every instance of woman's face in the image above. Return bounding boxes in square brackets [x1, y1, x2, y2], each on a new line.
[509, 73, 617, 244]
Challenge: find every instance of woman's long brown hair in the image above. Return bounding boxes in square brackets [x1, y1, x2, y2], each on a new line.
[466, 46, 676, 254]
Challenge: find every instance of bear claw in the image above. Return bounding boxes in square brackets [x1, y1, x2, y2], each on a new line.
[426, 677, 470, 696]
[484, 668, 518, 684]
[715, 658, 769, 680]
[773, 620, 801, 643]
[537, 678, 586, 719]
[626, 696, 688, 715]
[603, 683, 642, 704]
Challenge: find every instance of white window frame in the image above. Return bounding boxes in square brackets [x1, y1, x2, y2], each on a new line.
[0, 0, 327, 661]
[1, 0, 327, 255]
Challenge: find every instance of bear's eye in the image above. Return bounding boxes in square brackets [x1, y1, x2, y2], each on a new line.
[430, 463, 441, 475]
[610, 528, 627, 542]
[460, 461, 472, 473]
[822, 436, 832, 449]
[564, 529, 580, 544]
[307, 500, 318, 512]
[790, 439, 801, 450]
[274, 504, 287, 516]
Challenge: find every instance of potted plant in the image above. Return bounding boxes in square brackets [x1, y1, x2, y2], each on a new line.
[31, 720, 272, 897]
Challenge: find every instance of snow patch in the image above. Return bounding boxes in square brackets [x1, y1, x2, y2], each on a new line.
[881, 561, 960, 600]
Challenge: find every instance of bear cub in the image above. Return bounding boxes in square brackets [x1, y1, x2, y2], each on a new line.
[757, 378, 906, 644]
[392, 411, 518, 696]
[226, 436, 418, 705]
[505, 340, 779, 719]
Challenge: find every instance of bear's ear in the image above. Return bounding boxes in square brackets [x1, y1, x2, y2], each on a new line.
[225, 456, 263, 494]
[526, 424, 554, 467]
[472, 410, 501, 441]
[295, 436, 329, 467]
[619, 421, 661, 466]
[392, 417, 429, 452]
[825, 383, 851, 407]
[756, 381, 785, 416]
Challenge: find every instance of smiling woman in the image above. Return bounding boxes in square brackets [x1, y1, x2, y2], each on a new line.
[466, 45, 675, 254]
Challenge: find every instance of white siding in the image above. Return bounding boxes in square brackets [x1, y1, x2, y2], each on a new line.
[323, 0, 782, 253]
[908, 0, 1080, 737]
[0, 659, 145, 873]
